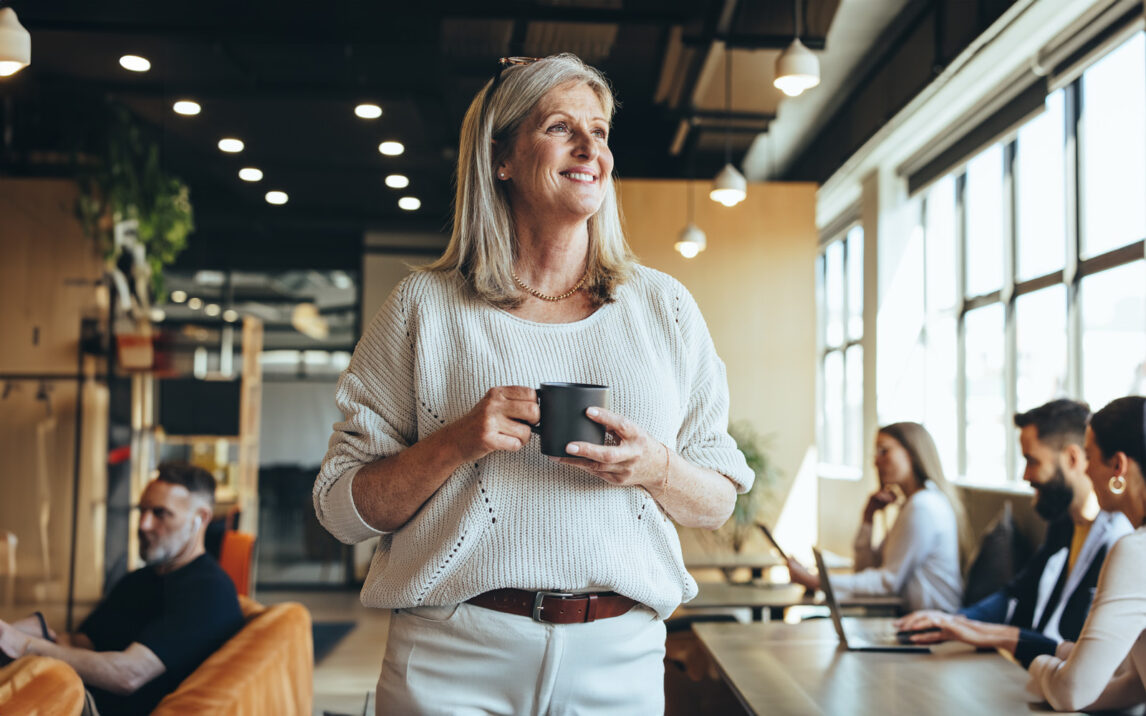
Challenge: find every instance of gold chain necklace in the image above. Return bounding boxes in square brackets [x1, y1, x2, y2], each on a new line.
[512, 269, 589, 302]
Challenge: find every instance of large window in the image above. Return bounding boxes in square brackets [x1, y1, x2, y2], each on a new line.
[818, 225, 864, 469]
[909, 31, 1146, 484]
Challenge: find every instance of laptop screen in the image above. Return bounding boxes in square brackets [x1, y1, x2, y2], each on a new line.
[812, 546, 850, 647]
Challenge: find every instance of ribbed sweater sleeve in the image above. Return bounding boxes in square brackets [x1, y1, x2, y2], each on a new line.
[313, 277, 417, 544]
[673, 287, 752, 493]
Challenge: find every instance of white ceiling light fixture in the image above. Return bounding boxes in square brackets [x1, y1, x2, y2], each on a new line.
[0, 8, 31, 78]
[710, 46, 747, 207]
[675, 181, 707, 259]
[378, 141, 404, 156]
[265, 190, 289, 205]
[385, 174, 409, 189]
[355, 103, 382, 119]
[187, 297, 204, 310]
[773, 0, 820, 97]
[204, 303, 221, 317]
[398, 196, 421, 211]
[239, 167, 263, 182]
[222, 309, 239, 323]
[218, 137, 244, 153]
[169, 289, 188, 303]
[119, 54, 151, 72]
[173, 100, 201, 116]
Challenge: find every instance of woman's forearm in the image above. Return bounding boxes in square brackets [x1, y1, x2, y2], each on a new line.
[647, 448, 737, 530]
[351, 428, 472, 532]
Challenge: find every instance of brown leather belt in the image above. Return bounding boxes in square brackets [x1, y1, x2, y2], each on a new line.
[467, 588, 639, 624]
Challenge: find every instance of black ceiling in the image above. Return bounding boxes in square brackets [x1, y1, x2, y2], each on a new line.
[1, 0, 844, 270]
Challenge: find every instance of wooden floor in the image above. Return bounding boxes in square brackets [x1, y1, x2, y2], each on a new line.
[262, 590, 391, 716]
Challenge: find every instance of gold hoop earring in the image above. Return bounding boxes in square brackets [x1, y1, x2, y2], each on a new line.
[1109, 474, 1127, 496]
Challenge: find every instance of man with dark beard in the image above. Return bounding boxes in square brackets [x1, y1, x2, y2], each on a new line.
[0, 462, 243, 714]
[895, 399, 1133, 665]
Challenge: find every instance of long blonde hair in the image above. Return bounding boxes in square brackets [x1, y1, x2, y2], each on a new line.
[422, 53, 636, 308]
[879, 422, 973, 562]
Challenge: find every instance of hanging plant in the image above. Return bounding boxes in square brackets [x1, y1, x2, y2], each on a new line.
[76, 103, 194, 301]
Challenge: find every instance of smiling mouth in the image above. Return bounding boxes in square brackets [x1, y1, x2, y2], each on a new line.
[560, 171, 597, 183]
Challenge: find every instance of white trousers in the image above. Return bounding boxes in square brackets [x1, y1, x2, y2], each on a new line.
[376, 601, 666, 716]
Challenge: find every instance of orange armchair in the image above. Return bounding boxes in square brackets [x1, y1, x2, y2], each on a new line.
[219, 530, 257, 598]
[0, 655, 86, 716]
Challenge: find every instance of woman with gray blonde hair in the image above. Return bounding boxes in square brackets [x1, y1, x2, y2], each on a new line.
[787, 422, 969, 612]
[314, 53, 752, 713]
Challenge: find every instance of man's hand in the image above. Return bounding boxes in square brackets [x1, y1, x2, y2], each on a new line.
[894, 610, 950, 633]
[0, 619, 31, 659]
[893, 611, 1019, 651]
[9, 614, 57, 642]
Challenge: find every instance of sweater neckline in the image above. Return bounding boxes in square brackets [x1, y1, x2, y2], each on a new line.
[490, 289, 620, 329]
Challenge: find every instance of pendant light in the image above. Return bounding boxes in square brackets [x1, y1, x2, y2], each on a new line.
[774, 0, 820, 97]
[709, 45, 747, 207]
[675, 181, 707, 258]
[0, 7, 31, 78]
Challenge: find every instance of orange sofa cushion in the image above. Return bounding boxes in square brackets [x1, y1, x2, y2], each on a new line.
[0, 655, 86, 716]
[151, 601, 313, 716]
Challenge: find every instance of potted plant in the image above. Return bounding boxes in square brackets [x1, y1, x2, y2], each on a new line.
[717, 421, 780, 552]
[76, 103, 194, 303]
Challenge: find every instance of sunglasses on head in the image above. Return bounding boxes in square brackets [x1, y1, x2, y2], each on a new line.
[482, 56, 542, 124]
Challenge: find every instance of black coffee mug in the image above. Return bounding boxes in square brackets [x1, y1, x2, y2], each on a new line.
[533, 382, 611, 457]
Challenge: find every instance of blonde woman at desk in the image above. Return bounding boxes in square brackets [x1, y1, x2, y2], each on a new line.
[787, 422, 969, 612]
[1028, 396, 1146, 712]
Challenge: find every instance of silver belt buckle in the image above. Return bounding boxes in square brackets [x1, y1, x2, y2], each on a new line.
[532, 591, 575, 622]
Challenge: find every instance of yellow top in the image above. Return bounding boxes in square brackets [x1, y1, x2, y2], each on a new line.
[1068, 522, 1092, 573]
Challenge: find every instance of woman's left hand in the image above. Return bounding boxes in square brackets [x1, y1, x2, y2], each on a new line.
[550, 406, 668, 494]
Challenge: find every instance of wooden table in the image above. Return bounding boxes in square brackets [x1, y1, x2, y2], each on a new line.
[686, 582, 904, 621]
[685, 553, 784, 582]
[693, 620, 1078, 715]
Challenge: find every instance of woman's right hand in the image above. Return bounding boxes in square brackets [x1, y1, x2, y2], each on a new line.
[446, 386, 540, 463]
[863, 488, 896, 523]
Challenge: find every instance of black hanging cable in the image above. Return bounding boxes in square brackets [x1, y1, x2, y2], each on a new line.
[723, 46, 733, 167]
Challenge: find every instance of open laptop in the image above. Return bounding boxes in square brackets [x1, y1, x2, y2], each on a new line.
[812, 546, 931, 653]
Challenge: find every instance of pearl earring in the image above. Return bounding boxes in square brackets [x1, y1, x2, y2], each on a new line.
[1110, 474, 1127, 496]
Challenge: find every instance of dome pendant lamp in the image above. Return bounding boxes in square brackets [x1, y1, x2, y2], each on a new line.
[774, 0, 820, 97]
[0, 7, 31, 78]
[709, 46, 747, 207]
[675, 181, 707, 258]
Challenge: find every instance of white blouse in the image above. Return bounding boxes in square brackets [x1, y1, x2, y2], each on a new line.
[829, 483, 964, 613]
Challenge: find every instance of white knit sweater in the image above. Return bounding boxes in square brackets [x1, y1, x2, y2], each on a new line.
[313, 265, 754, 619]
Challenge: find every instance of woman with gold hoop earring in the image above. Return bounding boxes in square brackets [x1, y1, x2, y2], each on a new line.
[1028, 396, 1146, 711]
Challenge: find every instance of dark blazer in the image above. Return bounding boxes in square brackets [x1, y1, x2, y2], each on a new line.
[961, 509, 1133, 667]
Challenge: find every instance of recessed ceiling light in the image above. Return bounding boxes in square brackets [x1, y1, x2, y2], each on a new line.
[223, 309, 240, 323]
[398, 196, 421, 211]
[170, 290, 187, 303]
[378, 141, 404, 156]
[187, 297, 204, 310]
[205, 303, 221, 317]
[385, 174, 410, 189]
[149, 308, 166, 322]
[265, 190, 289, 205]
[218, 138, 244, 153]
[119, 55, 151, 72]
[239, 167, 263, 182]
[355, 103, 382, 119]
[173, 100, 201, 116]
